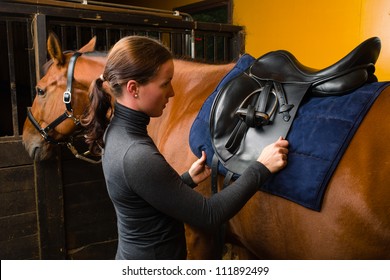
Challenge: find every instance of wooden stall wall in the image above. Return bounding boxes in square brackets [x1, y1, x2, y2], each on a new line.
[0, 14, 41, 259]
[0, 142, 37, 259]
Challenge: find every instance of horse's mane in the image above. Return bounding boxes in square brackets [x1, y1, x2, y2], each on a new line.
[172, 54, 239, 65]
[41, 49, 237, 74]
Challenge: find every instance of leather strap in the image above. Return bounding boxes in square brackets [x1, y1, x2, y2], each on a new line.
[256, 80, 272, 115]
[274, 81, 294, 121]
[211, 154, 219, 194]
[64, 52, 82, 112]
[225, 119, 248, 154]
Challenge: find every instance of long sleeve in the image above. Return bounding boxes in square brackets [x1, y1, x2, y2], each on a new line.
[123, 141, 270, 229]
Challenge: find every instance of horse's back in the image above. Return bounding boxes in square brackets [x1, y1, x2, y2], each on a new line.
[229, 84, 390, 259]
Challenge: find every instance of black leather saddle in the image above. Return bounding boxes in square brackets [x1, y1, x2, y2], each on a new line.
[210, 37, 381, 176]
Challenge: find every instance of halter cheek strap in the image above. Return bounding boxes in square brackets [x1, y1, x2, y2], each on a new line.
[63, 52, 82, 112]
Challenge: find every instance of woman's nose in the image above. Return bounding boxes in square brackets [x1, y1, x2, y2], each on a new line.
[169, 85, 175, 97]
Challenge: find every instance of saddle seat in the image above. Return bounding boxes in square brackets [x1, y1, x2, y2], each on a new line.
[250, 37, 380, 95]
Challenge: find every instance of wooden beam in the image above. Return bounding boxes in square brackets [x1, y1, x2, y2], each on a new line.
[33, 13, 47, 81]
[34, 153, 66, 259]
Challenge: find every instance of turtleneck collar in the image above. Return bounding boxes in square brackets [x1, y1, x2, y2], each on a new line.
[111, 102, 150, 135]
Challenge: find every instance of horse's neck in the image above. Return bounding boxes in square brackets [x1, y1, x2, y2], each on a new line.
[71, 55, 106, 92]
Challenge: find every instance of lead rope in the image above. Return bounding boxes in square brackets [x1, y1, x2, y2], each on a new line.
[66, 142, 102, 164]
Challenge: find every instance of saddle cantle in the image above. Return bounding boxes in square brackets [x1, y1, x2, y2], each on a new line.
[210, 37, 381, 176]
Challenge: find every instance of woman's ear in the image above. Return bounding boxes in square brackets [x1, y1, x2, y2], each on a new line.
[126, 80, 139, 98]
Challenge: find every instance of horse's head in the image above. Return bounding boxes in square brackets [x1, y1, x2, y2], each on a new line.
[22, 33, 106, 160]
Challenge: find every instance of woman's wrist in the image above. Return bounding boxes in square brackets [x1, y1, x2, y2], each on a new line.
[181, 171, 198, 188]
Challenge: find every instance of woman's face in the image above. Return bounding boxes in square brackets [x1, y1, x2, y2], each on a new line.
[137, 59, 175, 117]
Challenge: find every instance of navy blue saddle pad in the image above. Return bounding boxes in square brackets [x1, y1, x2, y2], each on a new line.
[189, 54, 389, 211]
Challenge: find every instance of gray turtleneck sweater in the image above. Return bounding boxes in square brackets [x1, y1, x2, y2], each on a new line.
[102, 102, 271, 260]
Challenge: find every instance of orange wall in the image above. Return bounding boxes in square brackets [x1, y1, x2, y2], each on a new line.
[233, 0, 390, 81]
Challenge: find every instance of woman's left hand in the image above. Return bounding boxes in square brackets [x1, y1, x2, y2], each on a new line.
[189, 151, 211, 184]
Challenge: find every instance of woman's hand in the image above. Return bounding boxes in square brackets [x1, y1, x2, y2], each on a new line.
[189, 151, 212, 184]
[257, 136, 289, 173]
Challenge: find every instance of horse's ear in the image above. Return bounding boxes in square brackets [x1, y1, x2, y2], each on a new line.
[79, 36, 97, 53]
[47, 32, 65, 66]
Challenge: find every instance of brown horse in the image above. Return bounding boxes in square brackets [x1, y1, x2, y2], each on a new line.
[23, 33, 390, 259]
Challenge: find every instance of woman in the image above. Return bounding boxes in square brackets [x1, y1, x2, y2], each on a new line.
[82, 36, 289, 260]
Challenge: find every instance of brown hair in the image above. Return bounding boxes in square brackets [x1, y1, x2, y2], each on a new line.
[81, 36, 173, 155]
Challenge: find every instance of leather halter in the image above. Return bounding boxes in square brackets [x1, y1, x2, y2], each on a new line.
[27, 52, 82, 145]
[27, 52, 100, 163]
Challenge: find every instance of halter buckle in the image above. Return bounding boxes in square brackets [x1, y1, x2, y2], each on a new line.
[63, 90, 71, 104]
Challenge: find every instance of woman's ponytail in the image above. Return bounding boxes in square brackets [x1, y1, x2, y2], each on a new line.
[81, 77, 112, 155]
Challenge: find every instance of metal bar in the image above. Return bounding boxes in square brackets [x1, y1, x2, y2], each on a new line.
[6, 20, 19, 137]
[76, 26, 81, 49]
[213, 35, 217, 63]
[27, 17, 36, 103]
[6, 0, 186, 20]
[1, 2, 243, 34]
[91, 26, 96, 38]
[62, 0, 187, 18]
[224, 36, 228, 62]
[183, 33, 187, 57]
[169, 32, 173, 52]
[203, 35, 207, 61]
[105, 28, 110, 50]
[60, 25, 66, 50]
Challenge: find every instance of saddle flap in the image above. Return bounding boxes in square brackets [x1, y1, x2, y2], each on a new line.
[210, 71, 310, 175]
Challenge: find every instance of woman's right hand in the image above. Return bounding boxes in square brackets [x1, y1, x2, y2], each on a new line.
[257, 136, 289, 173]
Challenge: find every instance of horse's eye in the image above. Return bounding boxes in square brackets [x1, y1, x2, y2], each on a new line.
[36, 87, 45, 96]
